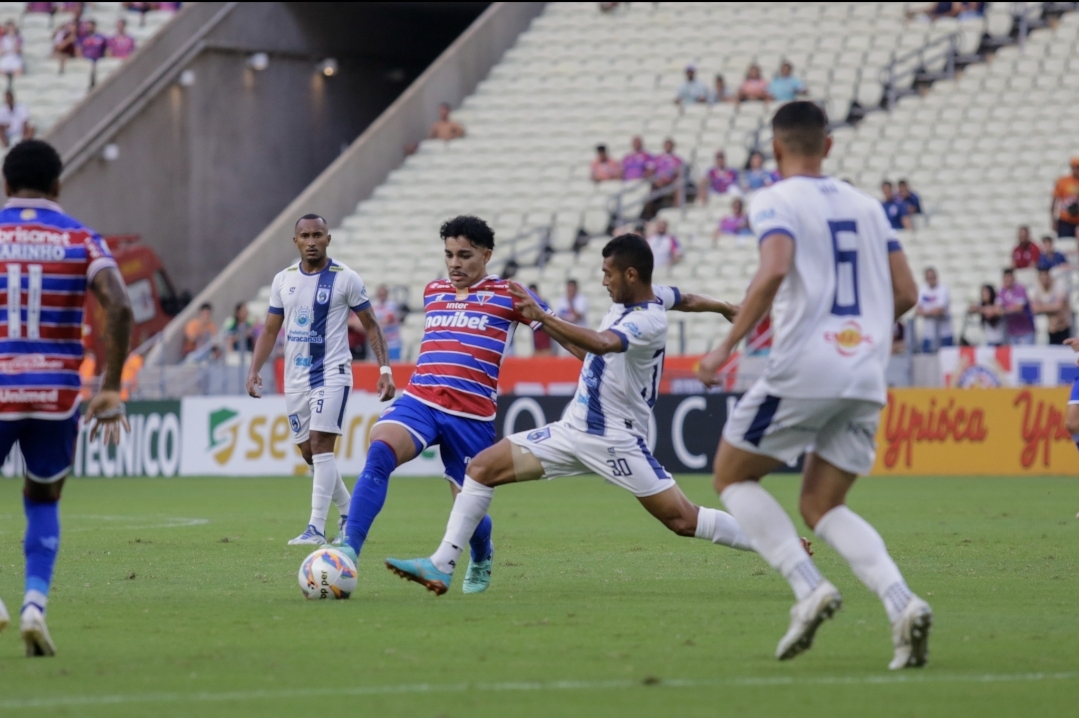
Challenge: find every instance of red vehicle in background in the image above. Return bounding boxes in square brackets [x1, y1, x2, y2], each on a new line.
[83, 235, 189, 370]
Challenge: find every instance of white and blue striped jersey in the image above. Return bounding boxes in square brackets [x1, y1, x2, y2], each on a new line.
[268, 259, 370, 393]
[564, 290, 672, 438]
[749, 176, 899, 404]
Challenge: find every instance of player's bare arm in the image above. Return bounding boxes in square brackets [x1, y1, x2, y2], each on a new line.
[672, 292, 738, 322]
[888, 249, 919, 320]
[698, 232, 792, 385]
[509, 282, 625, 355]
[85, 265, 133, 444]
[355, 306, 396, 401]
[246, 311, 283, 398]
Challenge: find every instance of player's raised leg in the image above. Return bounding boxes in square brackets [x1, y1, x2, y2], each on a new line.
[636, 483, 753, 550]
[385, 438, 543, 595]
[713, 437, 842, 662]
[800, 451, 931, 670]
[343, 420, 418, 557]
[287, 387, 353, 545]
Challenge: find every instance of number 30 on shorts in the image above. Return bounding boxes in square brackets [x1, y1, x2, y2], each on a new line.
[606, 458, 633, 477]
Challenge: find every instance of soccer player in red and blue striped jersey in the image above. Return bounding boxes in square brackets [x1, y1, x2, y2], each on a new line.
[0, 140, 132, 656]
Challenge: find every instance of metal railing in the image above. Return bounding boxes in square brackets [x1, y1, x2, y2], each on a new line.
[879, 31, 963, 111]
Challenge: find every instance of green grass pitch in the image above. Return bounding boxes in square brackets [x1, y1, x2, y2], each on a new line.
[0, 474, 1076, 717]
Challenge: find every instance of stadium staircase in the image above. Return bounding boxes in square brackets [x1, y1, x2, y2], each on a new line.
[0, 2, 174, 144]
[237, 2, 1076, 361]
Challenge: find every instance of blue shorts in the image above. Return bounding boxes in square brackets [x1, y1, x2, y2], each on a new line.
[0, 414, 80, 483]
[377, 394, 496, 485]
[1069, 378, 1079, 405]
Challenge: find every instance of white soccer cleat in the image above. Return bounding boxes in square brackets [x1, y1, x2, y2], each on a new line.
[889, 596, 932, 670]
[288, 525, 328, 546]
[20, 605, 56, 657]
[775, 581, 843, 661]
[0, 597, 8, 634]
[330, 515, 348, 547]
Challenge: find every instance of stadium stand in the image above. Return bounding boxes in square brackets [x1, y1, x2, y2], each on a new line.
[245, 2, 1075, 359]
[0, 2, 174, 141]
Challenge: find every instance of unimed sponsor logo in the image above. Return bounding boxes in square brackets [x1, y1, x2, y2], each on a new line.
[0, 389, 59, 403]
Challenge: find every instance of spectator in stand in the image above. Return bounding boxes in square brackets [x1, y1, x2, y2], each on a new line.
[428, 102, 465, 141]
[700, 149, 739, 204]
[897, 179, 922, 216]
[528, 283, 553, 357]
[183, 302, 217, 357]
[0, 90, 34, 147]
[1051, 156, 1079, 238]
[107, 18, 136, 59]
[1011, 225, 1040, 269]
[224, 302, 254, 352]
[915, 267, 953, 351]
[674, 64, 709, 105]
[642, 137, 684, 217]
[969, 284, 1005, 347]
[998, 268, 1035, 345]
[0, 21, 24, 81]
[714, 197, 752, 244]
[708, 73, 732, 104]
[741, 150, 773, 193]
[52, 19, 78, 74]
[25, 2, 56, 15]
[881, 180, 911, 230]
[555, 279, 588, 328]
[590, 144, 621, 183]
[621, 136, 653, 180]
[768, 61, 807, 102]
[737, 64, 771, 102]
[1030, 268, 1072, 344]
[371, 284, 402, 361]
[77, 19, 106, 61]
[892, 322, 907, 355]
[646, 218, 682, 270]
[908, 2, 987, 21]
[1038, 235, 1069, 271]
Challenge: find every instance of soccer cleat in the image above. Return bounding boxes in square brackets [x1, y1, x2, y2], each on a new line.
[330, 516, 348, 546]
[775, 581, 842, 661]
[20, 605, 55, 657]
[889, 596, 933, 670]
[288, 525, 327, 546]
[0, 597, 8, 634]
[462, 545, 494, 595]
[385, 557, 452, 596]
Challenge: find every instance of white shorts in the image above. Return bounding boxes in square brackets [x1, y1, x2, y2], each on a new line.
[285, 386, 351, 444]
[722, 383, 881, 476]
[507, 420, 675, 498]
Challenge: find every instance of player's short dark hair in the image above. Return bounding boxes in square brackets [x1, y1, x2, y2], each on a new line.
[602, 233, 653, 284]
[772, 100, 828, 157]
[440, 215, 494, 250]
[3, 140, 62, 194]
[295, 213, 326, 231]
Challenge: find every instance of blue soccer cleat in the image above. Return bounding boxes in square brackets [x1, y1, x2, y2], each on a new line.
[385, 557, 452, 596]
[462, 544, 493, 595]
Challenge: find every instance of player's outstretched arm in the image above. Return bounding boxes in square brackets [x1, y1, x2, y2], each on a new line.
[509, 282, 625, 356]
[698, 231, 793, 386]
[246, 311, 283, 398]
[672, 292, 738, 322]
[356, 307, 396, 401]
[86, 266, 133, 443]
[889, 249, 919, 320]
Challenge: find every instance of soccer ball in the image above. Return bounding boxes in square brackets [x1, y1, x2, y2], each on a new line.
[298, 547, 357, 600]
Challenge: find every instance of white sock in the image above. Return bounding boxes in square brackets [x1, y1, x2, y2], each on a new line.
[430, 477, 494, 573]
[814, 505, 911, 622]
[694, 506, 753, 551]
[721, 481, 823, 600]
[331, 466, 351, 520]
[309, 452, 336, 534]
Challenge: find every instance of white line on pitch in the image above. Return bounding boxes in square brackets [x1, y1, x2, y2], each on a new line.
[0, 672, 1073, 710]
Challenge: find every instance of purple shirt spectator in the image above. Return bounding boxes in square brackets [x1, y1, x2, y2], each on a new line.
[707, 166, 738, 195]
[652, 150, 683, 183]
[107, 19, 136, 58]
[79, 31, 106, 60]
[997, 276, 1035, 343]
[621, 136, 653, 180]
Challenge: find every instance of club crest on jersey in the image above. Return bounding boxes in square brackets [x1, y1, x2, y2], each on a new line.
[824, 320, 873, 357]
[476, 291, 495, 304]
[316, 287, 331, 305]
[295, 306, 312, 327]
[527, 427, 551, 443]
[288, 414, 301, 433]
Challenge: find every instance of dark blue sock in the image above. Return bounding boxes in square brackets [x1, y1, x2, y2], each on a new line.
[469, 514, 493, 562]
[344, 440, 398, 556]
[23, 495, 60, 613]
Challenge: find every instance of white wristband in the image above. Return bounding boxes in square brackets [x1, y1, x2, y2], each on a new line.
[379, 366, 392, 376]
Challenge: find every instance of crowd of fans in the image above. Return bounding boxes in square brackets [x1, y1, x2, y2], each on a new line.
[674, 61, 808, 106]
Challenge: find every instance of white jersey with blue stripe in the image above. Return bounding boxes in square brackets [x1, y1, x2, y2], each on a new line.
[268, 259, 370, 392]
[565, 294, 669, 438]
[749, 176, 898, 404]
